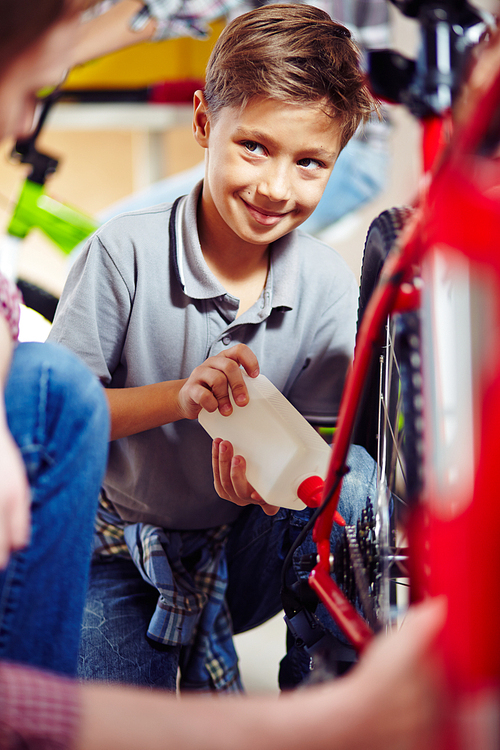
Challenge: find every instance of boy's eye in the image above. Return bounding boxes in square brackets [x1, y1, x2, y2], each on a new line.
[297, 157, 323, 170]
[243, 141, 266, 156]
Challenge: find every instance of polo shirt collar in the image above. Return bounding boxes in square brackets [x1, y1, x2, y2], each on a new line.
[172, 180, 299, 311]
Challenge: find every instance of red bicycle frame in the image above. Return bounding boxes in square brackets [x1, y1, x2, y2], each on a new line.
[309, 23, 500, 749]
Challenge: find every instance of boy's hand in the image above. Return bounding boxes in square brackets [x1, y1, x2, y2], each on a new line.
[212, 438, 279, 516]
[178, 344, 259, 420]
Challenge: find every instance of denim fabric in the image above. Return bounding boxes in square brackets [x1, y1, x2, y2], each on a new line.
[79, 556, 182, 689]
[0, 342, 109, 676]
[85, 502, 242, 692]
[79, 444, 376, 690]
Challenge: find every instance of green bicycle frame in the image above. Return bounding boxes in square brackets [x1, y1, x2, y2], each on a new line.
[7, 177, 98, 255]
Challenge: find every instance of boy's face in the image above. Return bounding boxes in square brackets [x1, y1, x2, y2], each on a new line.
[194, 94, 342, 250]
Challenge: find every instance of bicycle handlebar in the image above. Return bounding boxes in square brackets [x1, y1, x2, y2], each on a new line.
[369, 0, 490, 117]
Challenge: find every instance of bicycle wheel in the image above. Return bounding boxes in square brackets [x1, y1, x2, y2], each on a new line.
[353, 206, 414, 462]
[337, 207, 423, 628]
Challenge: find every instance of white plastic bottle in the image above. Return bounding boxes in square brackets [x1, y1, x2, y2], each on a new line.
[198, 372, 334, 512]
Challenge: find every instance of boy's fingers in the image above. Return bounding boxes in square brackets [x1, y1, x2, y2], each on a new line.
[213, 439, 244, 498]
[189, 345, 259, 416]
[218, 344, 259, 409]
[217, 441, 235, 497]
[230, 455, 279, 514]
[224, 344, 260, 379]
[229, 454, 250, 496]
[208, 360, 248, 411]
[190, 370, 233, 415]
[225, 368, 249, 408]
[212, 440, 277, 514]
[212, 438, 223, 492]
[258, 501, 280, 516]
[212, 438, 232, 497]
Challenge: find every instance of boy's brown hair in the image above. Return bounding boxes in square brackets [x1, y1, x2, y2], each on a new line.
[204, 3, 377, 150]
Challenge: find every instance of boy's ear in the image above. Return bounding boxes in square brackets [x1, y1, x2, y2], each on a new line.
[192, 90, 211, 148]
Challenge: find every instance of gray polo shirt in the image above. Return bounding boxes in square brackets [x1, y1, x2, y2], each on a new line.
[49, 182, 358, 529]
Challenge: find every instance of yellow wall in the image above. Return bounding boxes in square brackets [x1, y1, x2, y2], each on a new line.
[64, 20, 225, 88]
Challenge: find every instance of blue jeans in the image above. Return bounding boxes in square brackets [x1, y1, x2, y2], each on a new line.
[79, 444, 376, 690]
[0, 342, 109, 676]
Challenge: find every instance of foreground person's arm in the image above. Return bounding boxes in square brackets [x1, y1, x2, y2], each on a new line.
[71, 0, 157, 67]
[0, 279, 30, 568]
[76, 600, 446, 750]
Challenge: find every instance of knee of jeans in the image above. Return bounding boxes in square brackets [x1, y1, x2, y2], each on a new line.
[337, 445, 377, 523]
[38, 342, 109, 438]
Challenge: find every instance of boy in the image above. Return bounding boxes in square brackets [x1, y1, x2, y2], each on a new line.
[49, 3, 378, 692]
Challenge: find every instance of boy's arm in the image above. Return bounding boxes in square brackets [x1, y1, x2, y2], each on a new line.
[106, 344, 259, 440]
[50, 237, 257, 440]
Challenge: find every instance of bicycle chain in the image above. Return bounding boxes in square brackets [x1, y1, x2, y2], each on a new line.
[334, 498, 382, 625]
[344, 525, 378, 629]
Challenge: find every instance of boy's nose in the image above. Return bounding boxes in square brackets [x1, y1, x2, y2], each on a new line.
[258, 165, 292, 202]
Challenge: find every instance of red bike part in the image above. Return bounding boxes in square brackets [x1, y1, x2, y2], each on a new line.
[309, 34, 500, 747]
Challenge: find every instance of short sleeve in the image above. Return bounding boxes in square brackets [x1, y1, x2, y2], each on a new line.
[49, 233, 133, 385]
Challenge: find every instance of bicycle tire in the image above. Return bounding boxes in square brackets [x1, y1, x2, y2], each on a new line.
[353, 206, 414, 461]
[341, 207, 423, 626]
[17, 278, 59, 323]
[355, 206, 424, 503]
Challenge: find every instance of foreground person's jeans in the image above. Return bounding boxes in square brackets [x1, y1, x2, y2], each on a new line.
[0, 341, 109, 676]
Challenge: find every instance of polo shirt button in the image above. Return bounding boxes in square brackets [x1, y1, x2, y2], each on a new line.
[222, 335, 232, 345]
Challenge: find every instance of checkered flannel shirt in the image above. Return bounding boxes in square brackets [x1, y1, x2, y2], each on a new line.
[0, 273, 21, 343]
[0, 662, 80, 750]
[92, 0, 242, 40]
[94, 493, 242, 692]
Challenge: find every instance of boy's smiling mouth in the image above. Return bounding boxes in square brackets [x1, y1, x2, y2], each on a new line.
[241, 198, 289, 227]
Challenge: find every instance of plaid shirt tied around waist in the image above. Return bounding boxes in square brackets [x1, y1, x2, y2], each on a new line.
[94, 493, 242, 693]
